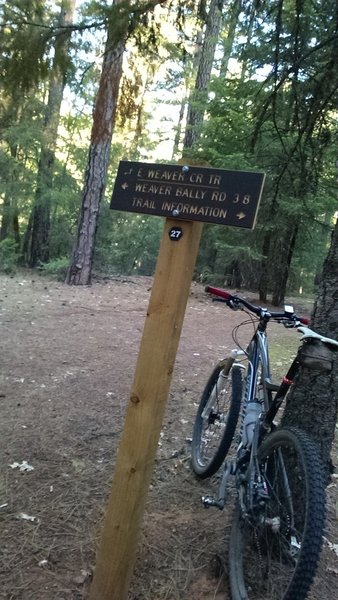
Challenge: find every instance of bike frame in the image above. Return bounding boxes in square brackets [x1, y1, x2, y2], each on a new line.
[237, 316, 301, 461]
[216, 313, 302, 508]
[201, 285, 338, 511]
[243, 326, 272, 413]
[197, 285, 337, 600]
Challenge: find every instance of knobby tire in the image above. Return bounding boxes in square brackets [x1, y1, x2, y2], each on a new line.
[191, 363, 242, 479]
[229, 427, 326, 600]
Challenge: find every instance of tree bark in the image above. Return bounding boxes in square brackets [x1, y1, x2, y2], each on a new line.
[0, 142, 20, 244]
[183, 0, 224, 150]
[172, 93, 188, 159]
[282, 218, 338, 482]
[258, 231, 271, 302]
[27, 0, 76, 267]
[219, 0, 242, 78]
[271, 220, 299, 306]
[0, 193, 18, 243]
[65, 0, 165, 285]
[65, 28, 124, 285]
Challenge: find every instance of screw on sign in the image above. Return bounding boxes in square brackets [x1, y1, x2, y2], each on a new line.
[89, 160, 265, 600]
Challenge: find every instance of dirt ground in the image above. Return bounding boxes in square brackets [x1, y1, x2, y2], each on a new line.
[0, 272, 337, 600]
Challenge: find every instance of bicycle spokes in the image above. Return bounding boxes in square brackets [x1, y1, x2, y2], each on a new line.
[191, 364, 242, 479]
[230, 429, 325, 600]
[200, 381, 231, 454]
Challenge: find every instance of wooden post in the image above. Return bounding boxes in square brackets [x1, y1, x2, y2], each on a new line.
[89, 218, 203, 600]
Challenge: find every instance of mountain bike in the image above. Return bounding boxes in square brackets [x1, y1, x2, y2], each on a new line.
[191, 285, 338, 600]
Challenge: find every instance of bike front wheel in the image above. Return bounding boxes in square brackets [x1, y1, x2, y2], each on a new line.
[229, 427, 326, 600]
[191, 360, 242, 479]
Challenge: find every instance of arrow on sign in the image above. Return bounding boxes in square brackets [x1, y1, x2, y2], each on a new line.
[237, 212, 246, 220]
[121, 182, 129, 190]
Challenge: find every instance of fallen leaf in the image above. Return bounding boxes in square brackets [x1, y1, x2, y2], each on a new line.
[17, 512, 39, 523]
[9, 461, 34, 472]
[38, 559, 49, 567]
[324, 537, 338, 557]
[73, 569, 92, 585]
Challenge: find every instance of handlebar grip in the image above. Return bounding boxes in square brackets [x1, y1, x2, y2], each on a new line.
[205, 286, 233, 301]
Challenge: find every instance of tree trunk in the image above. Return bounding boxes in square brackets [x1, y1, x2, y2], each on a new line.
[0, 197, 19, 244]
[239, 1, 256, 81]
[28, 147, 56, 266]
[282, 218, 338, 482]
[171, 93, 188, 159]
[0, 143, 20, 243]
[271, 220, 299, 306]
[65, 0, 166, 285]
[219, 0, 242, 78]
[258, 231, 271, 302]
[183, 0, 224, 150]
[65, 28, 125, 285]
[227, 260, 242, 289]
[0, 193, 12, 242]
[27, 0, 76, 267]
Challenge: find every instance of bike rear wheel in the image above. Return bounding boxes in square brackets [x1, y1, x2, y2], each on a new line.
[229, 427, 326, 600]
[191, 361, 242, 479]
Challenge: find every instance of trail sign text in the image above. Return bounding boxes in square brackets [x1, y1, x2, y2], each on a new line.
[110, 160, 265, 229]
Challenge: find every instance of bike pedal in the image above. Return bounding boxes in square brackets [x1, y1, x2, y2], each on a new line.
[201, 495, 224, 510]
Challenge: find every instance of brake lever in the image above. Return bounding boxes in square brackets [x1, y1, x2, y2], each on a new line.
[228, 299, 241, 311]
[283, 320, 299, 329]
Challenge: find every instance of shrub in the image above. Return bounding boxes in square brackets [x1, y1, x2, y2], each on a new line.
[0, 238, 18, 274]
[39, 257, 69, 280]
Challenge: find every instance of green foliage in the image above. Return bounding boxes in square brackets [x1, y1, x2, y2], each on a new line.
[0, 0, 336, 300]
[0, 238, 18, 274]
[186, 0, 338, 299]
[39, 257, 69, 280]
[196, 224, 263, 289]
[94, 205, 162, 276]
[0, 1, 54, 93]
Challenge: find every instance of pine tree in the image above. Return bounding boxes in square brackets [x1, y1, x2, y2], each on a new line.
[65, 0, 166, 285]
[282, 218, 338, 482]
[183, 0, 224, 150]
[27, 0, 76, 267]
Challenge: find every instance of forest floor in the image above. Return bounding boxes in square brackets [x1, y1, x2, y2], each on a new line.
[0, 272, 337, 600]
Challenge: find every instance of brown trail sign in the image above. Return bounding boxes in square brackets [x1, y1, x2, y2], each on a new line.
[89, 161, 265, 600]
[111, 160, 265, 229]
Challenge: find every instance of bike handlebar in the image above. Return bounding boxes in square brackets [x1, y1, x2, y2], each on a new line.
[205, 285, 310, 325]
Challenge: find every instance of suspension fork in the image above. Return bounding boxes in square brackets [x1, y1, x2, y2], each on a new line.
[201, 350, 245, 420]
